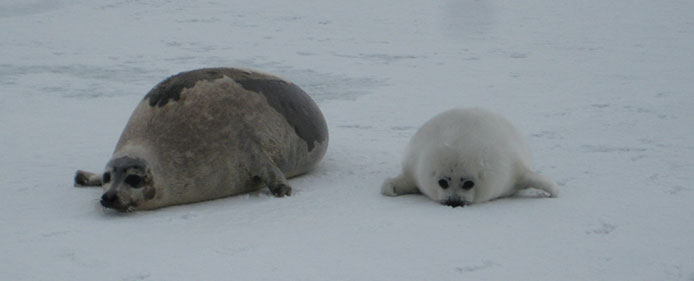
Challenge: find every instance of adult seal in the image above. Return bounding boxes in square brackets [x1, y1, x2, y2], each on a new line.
[381, 108, 558, 207]
[75, 68, 329, 212]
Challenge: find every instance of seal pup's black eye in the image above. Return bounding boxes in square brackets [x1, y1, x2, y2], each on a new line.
[462, 181, 475, 190]
[438, 179, 449, 189]
[103, 172, 111, 184]
[124, 175, 143, 188]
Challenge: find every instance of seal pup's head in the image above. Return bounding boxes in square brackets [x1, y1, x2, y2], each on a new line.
[100, 156, 156, 212]
[434, 174, 476, 207]
[419, 144, 484, 207]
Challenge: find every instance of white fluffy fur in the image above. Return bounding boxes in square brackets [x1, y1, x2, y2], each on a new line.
[382, 108, 558, 206]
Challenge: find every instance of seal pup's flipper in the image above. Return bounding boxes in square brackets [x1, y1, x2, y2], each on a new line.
[517, 171, 559, 198]
[381, 174, 419, 196]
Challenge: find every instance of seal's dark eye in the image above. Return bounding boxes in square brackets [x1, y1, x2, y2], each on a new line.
[102, 172, 111, 184]
[462, 181, 475, 190]
[438, 179, 449, 189]
[125, 175, 143, 188]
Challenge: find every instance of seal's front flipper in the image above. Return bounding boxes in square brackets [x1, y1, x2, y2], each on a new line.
[518, 171, 559, 198]
[381, 173, 419, 196]
[74, 170, 103, 187]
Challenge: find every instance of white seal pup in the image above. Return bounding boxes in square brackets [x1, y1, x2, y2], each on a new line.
[75, 68, 329, 212]
[381, 108, 558, 207]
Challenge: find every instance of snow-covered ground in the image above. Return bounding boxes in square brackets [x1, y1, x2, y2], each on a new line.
[2, 0, 693, 280]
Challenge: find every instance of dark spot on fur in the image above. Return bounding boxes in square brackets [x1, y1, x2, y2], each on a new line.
[102, 172, 111, 184]
[107, 156, 149, 187]
[108, 156, 147, 171]
[145, 69, 225, 107]
[235, 77, 327, 152]
[143, 68, 328, 151]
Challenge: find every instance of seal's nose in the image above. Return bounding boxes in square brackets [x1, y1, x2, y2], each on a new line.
[442, 196, 467, 208]
[443, 200, 464, 208]
[100, 191, 117, 207]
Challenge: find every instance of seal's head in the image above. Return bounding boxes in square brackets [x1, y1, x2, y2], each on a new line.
[433, 174, 476, 208]
[419, 145, 484, 207]
[100, 157, 156, 212]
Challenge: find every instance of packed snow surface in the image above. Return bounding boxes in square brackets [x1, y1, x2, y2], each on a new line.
[2, 0, 693, 280]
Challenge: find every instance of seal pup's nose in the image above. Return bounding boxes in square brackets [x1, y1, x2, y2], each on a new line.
[442, 196, 468, 208]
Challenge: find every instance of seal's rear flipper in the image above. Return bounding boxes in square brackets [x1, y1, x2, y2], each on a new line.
[519, 171, 559, 198]
[251, 158, 292, 197]
[74, 170, 103, 187]
[256, 165, 292, 197]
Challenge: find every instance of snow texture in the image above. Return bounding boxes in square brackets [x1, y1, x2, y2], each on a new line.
[2, 0, 694, 280]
